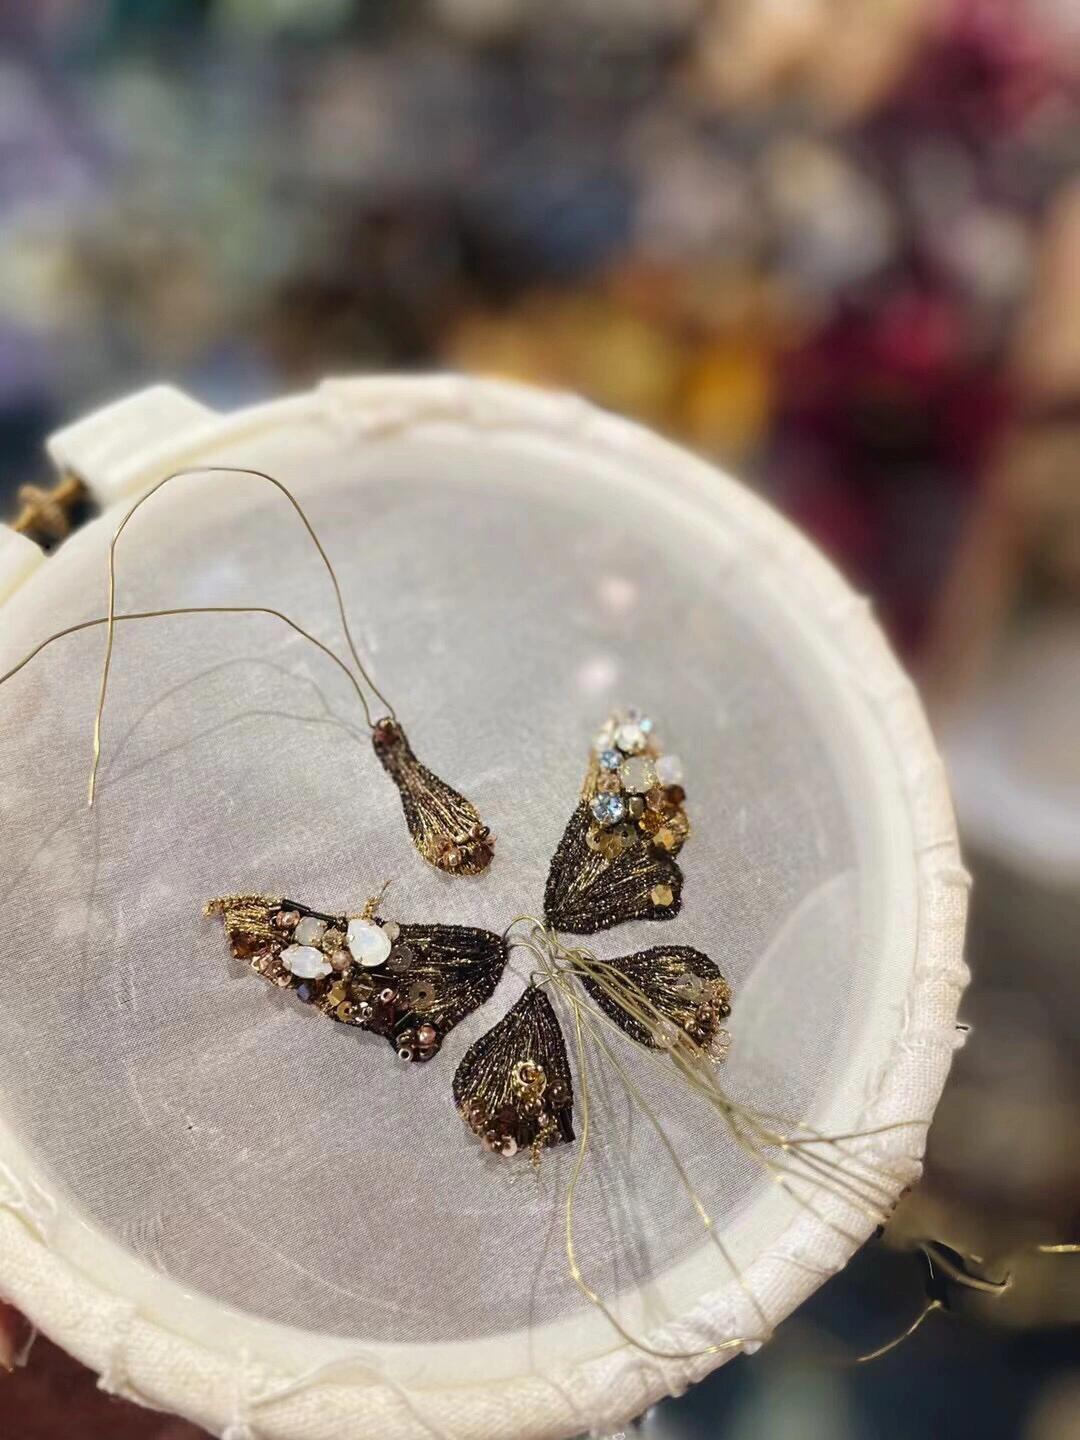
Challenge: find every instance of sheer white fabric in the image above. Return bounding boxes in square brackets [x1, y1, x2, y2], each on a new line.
[0, 378, 967, 1438]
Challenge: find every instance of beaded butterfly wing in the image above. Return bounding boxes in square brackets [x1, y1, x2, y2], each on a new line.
[544, 709, 689, 933]
[455, 708, 732, 1163]
[372, 718, 495, 876]
[208, 894, 507, 1062]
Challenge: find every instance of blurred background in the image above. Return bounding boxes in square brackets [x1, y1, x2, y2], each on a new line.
[1, 0, 1078, 1436]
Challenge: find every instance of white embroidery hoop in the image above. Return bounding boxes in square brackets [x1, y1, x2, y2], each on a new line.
[0, 376, 968, 1439]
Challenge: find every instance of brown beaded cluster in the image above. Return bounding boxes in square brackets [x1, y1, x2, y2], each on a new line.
[428, 822, 495, 874]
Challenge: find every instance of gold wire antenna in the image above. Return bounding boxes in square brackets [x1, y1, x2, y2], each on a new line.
[88, 465, 397, 807]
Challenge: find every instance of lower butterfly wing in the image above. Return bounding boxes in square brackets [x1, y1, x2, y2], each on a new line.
[579, 945, 732, 1061]
[544, 802, 684, 934]
[453, 986, 575, 1160]
[206, 895, 506, 1062]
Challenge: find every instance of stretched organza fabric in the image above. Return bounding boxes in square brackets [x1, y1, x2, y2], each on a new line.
[0, 378, 967, 1439]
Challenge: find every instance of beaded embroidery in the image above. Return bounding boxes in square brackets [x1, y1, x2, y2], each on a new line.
[207, 893, 506, 1062]
[209, 708, 731, 1165]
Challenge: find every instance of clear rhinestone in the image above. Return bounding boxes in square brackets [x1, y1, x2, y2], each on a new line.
[710, 1028, 732, 1063]
[653, 1019, 680, 1050]
[598, 748, 622, 772]
[347, 919, 392, 969]
[614, 721, 647, 754]
[282, 945, 332, 980]
[590, 792, 626, 827]
[619, 756, 656, 793]
[592, 720, 616, 754]
[655, 753, 684, 787]
[293, 916, 326, 946]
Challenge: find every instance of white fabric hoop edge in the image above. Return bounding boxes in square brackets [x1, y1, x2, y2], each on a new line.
[0, 374, 970, 1440]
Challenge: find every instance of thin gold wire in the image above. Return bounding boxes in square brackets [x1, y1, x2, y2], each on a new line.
[89, 465, 397, 805]
[853, 1298, 943, 1364]
[502, 917, 922, 1367]
[563, 990, 746, 1362]
[0, 606, 373, 741]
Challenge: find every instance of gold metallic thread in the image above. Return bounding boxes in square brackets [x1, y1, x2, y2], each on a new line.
[90, 465, 396, 806]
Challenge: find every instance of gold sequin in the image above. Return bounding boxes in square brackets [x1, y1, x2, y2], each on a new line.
[408, 981, 436, 1011]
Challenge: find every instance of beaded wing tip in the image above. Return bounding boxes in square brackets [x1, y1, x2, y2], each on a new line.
[207, 893, 506, 1061]
[372, 718, 495, 876]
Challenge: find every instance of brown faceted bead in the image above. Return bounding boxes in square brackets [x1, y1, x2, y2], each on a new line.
[495, 1104, 518, 1133]
[371, 717, 403, 752]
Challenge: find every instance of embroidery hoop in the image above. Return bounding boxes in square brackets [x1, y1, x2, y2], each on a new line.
[0, 376, 968, 1439]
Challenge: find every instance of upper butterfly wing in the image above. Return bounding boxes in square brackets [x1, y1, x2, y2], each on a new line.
[544, 711, 691, 935]
[578, 944, 732, 1060]
[544, 801, 684, 934]
[207, 895, 506, 1061]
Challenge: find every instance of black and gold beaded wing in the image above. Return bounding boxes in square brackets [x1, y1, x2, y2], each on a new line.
[207, 894, 506, 1062]
[372, 719, 495, 876]
[579, 945, 732, 1060]
[544, 710, 689, 934]
[453, 986, 575, 1160]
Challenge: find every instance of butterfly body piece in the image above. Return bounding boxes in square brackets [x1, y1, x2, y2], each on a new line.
[207, 894, 507, 1062]
[372, 719, 495, 875]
